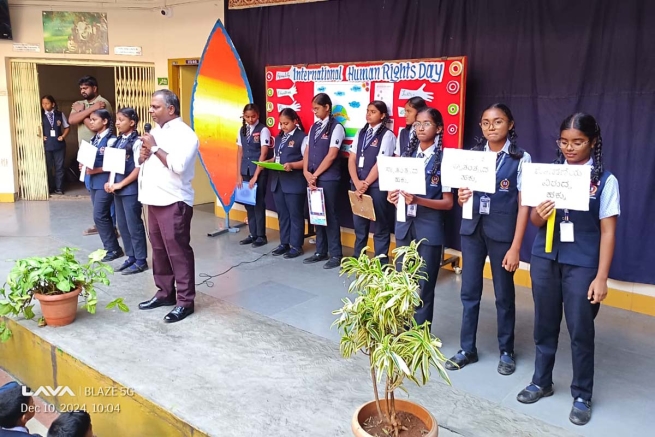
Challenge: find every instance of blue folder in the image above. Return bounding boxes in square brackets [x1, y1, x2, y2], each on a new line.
[234, 182, 257, 206]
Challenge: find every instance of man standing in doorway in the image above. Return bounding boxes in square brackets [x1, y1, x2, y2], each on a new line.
[69, 75, 114, 236]
[137, 90, 198, 323]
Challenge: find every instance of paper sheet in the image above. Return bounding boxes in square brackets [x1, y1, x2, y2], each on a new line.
[396, 194, 406, 223]
[377, 156, 426, 195]
[521, 163, 591, 211]
[462, 195, 473, 220]
[234, 182, 257, 206]
[307, 188, 327, 226]
[77, 140, 97, 168]
[441, 148, 497, 193]
[102, 147, 126, 174]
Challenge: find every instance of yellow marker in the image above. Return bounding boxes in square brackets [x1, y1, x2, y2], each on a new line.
[545, 210, 556, 253]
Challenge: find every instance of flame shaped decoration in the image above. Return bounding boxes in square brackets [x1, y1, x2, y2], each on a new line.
[191, 19, 253, 212]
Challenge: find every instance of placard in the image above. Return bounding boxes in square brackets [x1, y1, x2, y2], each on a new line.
[441, 148, 497, 193]
[102, 147, 126, 174]
[377, 156, 426, 195]
[521, 163, 591, 211]
[77, 140, 97, 168]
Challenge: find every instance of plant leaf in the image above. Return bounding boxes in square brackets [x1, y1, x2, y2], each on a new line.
[23, 305, 35, 320]
[37, 316, 47, 327]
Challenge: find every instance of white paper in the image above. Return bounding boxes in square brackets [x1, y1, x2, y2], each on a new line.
[396, 194, 406, 222]
[79, 167, 86, 182]
[102, 147, 126, 174]
[77, 140, 97, 168]
[521, 163, 591, 211]
[308, 188, 327, 226]
[374, 83, 395, 116]
[108, 172, 116, 186]
[441, 148, 497, 193]
[463, 195, 473, 220]
[377, 156, 426, 195]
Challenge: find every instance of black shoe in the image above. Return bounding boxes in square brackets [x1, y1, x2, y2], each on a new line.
[122, 263, 148, 275]
[54, 189, 64, 195]
[498, 351, 516, 376]
[303, 253, 329, 264]
[102, 249, 125, 262]
[116, 259, 135, 272]
[516, 383, 554, 404]
[284, 247, 304, 259]
[239, 235, 255, 245]
[138, 297, 176, 310]
[323, 257, 342, 269]
[445, 350, 479, 371]
[569, 398, 592, 426]
[272, 244, 290, 256]
[252, 237, 268, 248]
[164, 306, 194, 323]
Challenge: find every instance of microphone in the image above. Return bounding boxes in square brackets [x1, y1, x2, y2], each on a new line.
[144, 123, 152, 133]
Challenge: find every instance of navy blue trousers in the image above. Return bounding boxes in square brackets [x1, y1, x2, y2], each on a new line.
[243, 171, 268, 238]
[459, 222, 516, 355]
[45, 149, 65, 192]
[351, 185, 392, 259]
[91, 189, 121, 252]
[530, 255, 600, 401]
[272, 188, 305, 249]
[114, 194, 147, 261]
[314, 180, 342, 258]
[397, 226, 442, 326]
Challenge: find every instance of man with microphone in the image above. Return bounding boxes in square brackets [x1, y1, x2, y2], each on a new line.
[137, 90, 199, 323]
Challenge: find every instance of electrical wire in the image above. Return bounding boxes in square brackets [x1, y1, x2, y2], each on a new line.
[195, 250, 273, 288]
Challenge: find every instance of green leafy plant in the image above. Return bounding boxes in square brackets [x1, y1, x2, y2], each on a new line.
[333, 240, 451, 437]
[0, 247, 129, 342]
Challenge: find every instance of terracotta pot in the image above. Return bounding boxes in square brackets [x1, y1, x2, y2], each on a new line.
[352, 398, 438, 437]
[34, 288, 82, 327]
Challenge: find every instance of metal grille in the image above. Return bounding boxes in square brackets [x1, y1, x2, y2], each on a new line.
[114, 65, 155, 134]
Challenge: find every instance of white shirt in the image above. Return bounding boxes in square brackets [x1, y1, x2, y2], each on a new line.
[564, 158, 620, 219]
[484, 140, 532, 191]
[116, 134, 142, 168]
[394, 126, 415, 156]
[301, 117, 346, 150]
[416, 143, 451, 193]
[349, 124, 396, 156]
[138, 117, 199, 207]
[44, 110, 70, 129]
[236, 121, 271, 147]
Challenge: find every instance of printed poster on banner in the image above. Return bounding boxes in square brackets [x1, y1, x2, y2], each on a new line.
[265, 57, 467, 154]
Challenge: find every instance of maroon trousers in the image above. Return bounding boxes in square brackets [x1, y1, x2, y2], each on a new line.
[147, 202, 196, 308]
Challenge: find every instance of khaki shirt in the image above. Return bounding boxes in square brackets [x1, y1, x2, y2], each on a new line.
[71, 95, 113, 145]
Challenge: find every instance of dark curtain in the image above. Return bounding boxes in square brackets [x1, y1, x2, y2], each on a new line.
[226, 0, 655, 285]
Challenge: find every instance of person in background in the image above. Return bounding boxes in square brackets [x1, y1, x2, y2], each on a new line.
[41, 95, 69, 195]
[47, 411, 92, 437]
[0, 382, 40, 437]
[69, 75, 114, 237]
[395, 97, 427, 157]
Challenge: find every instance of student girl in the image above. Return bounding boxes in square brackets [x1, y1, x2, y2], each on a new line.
[41, 95, 70, 195]
[236, 103, 271, 248]
[517, 113, 619, 426]
[267, 108, 307, 259]
[82, 109, 123, 262]
[387, 107, 453, 325]
[446, 103, 531, 376]
[348, 100, 396, 258]
[394, 97, 427, 157]
[104, 108, 148, 275]
[302, 93, 346, 270]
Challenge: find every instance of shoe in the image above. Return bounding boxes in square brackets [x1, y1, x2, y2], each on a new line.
[122, 263, 148, 275]
[117, 259, 135, 272]
[284, 248, 304, 259]
[138, 297, 176, 310]
[252, 237, 268, 248]
[445, 350, 479, 371]
[569, 398, 592, 426]
[303, 253, 329, 264]
[164, 306, 194, 323]
[239, 235, 255, 245]
[102, 249, 125, 262]
[309, 238, 316, 244]
[323, 257, 342, 269]
[54, 189, 64, 195]
[83, 226, 98, 236]
[516, 383, 554, 404]
[272, 244, 290, 256]
[498, 351, 516, 375]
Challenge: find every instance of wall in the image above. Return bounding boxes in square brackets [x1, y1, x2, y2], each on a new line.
[0, 1, 225, 198]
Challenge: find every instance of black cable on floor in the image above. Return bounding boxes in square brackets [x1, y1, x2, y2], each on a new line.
[195, 249, 273, 288]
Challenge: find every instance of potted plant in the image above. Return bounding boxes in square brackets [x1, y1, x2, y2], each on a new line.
[333, 240, 451, 437]
[0, 247, 129, 342]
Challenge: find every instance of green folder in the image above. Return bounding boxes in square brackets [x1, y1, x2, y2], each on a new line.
[252, 161, 285, 171]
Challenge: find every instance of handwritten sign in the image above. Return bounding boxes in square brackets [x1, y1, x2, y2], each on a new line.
[102, 147, 126, 174]
[521, 163, 591, 211]
[377, 156, 426, 195]
[441, 148, 497, 193]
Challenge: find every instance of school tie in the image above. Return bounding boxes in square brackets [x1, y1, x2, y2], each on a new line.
[314, 122, 323, 140]
[417, 152, 425, 159]
[364, 127, 374, 148]
[92, 136, 99, 147]
[496, 151, 505, 169]
[246, 126, 251, 141]
[47, 112, 54, 127]
[281, 133, 291, 145]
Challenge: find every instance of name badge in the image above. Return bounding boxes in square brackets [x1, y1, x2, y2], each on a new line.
[560, 221, 575, 242]
[358, 156, 365, 168]
[50, 130, 57, 138]
[275, 156, 281, 164]
[479, 195, 490, 215]
[407, 204, 417, 217]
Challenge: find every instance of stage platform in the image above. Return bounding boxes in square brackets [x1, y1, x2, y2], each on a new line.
[0, 200, 653, 436]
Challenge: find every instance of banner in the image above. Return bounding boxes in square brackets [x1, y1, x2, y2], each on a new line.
[265, 57, 467, 152]
[229, 0, 326, 9]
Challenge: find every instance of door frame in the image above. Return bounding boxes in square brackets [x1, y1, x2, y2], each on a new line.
[167, 58, 201, 101]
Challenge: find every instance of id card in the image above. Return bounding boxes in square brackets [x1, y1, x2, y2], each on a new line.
[358, 156, 365, 168]
[407, 204, 417, 217]
[560, 221, 575, 242]
[275, 156, 281, 164]
[50, 130, 57, 137]
[479, 196, 490, 215]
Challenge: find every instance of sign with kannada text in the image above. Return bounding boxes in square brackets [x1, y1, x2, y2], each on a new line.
[377, 156, 426, 195]
[521, 163, 591, 211]
[441, 148, 497, 193]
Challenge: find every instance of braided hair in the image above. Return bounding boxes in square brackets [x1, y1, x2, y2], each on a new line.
[473, 103, 524, 159]
[117, 107, 140, 135]
[556, 113, 604, 184]
[92, 109, 113, 135]
[360, 100, 391, 151]
[241, 103, 260, 137]
[312, 93, 334, 139]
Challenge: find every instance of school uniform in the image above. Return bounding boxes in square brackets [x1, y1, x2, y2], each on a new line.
[42, 110, 69, 193]
[270, 128, 307, 254]
[303, 117, 346, 264]
[395, 144, 449, 325]
[394, 126, 415, 157]
[0, 427, 41, 437]
[237, 122, 272, 241]
[112, 132, 147, 273]
[350, 124, 396, 258]
[89, 130, 122, 256]
[529, 161, 620, 403]
[458, 141, 531, 358]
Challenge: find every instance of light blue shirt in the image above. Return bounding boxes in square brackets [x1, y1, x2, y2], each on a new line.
[484, 140, 532, 191]
[564, 158, 621, 219]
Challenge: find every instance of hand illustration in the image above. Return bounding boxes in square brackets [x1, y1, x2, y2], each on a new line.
[399, 84, 434, 102]
[277, 101, 301, 112]
[277, 85, 298, 99]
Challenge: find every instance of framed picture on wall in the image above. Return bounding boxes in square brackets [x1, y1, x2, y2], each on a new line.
[42, 11, 109, 55]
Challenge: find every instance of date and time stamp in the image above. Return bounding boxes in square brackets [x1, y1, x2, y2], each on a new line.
[22, 386, 135, 415]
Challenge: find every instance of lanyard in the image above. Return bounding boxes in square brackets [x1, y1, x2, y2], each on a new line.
[563, 209, 570, 222]
[277, 134, 290, 156]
